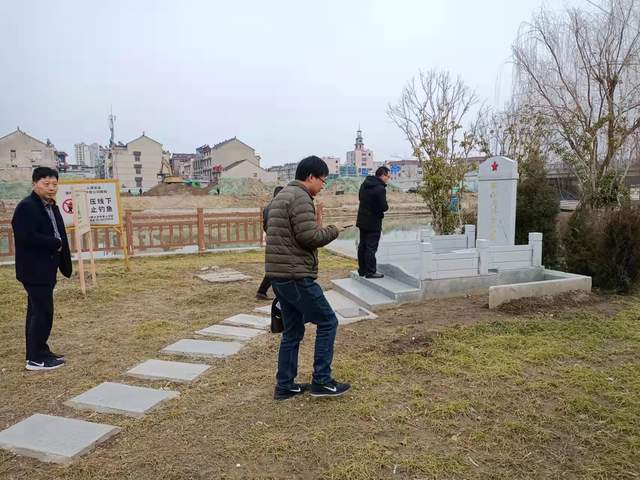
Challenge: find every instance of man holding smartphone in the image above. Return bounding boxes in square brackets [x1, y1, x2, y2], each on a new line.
[356, 166, 390, 278]
[265, 155, 351, 400]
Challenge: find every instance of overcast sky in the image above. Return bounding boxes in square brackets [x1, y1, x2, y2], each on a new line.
[0, 0, 579, 167]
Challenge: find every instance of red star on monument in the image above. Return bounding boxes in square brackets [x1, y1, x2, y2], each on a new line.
[491, 161, 498, 171]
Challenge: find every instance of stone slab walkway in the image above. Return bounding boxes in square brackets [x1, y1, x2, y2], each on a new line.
[126, 359, 210, 383]
[0, 414, 120, 464]
[222, 314, 270, 330]
[65, 382, 179, 418]
[161, 339, 245, 359]
[196, 324, 265, 341]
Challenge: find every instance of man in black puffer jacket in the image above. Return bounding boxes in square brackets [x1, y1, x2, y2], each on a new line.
[356, 166, 390, 278]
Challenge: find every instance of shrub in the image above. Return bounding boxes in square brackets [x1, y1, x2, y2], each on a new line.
[515, 152, 560, 266]
[563, 205, 640, 293]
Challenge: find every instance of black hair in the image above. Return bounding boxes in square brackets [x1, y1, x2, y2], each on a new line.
[32, 167, 59, 182]
[273, 186, 284, 197]
[375, 166, 390, 177]
[295, 156, 329, 181]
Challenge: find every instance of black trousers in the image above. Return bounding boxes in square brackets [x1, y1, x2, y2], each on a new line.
[357, 228, 382, 276]
[23, 283, 55, 362]
[257, 275, 272, 295]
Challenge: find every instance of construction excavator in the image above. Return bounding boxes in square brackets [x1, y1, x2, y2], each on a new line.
[157, 157, 183, 184]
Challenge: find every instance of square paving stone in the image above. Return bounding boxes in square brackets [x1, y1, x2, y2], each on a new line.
[196, 324, 265, 341]
[222, 314, 270, 330]
[126, 359, 210, 383]
[161, 339, 245, 358]
[0, 414, 120, 464]
[254, 304, 271, 315]
[65, 382, 179, 418]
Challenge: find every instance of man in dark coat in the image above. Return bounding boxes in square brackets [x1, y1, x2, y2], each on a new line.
[266, 156, 351, 400]
[11, 167, 72, 371]
[356, 166, 390, 278]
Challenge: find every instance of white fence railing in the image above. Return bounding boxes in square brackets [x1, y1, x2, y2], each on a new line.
[377, 227, 543, 281]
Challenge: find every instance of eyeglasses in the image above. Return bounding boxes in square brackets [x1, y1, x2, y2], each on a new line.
[316, 176, 327, 184]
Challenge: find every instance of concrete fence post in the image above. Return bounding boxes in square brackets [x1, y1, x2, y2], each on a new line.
[464, 224, 476, 248]
[420, 242, 434, 280]
[529, 232, 543, 267]
[477, 239, 489, 275]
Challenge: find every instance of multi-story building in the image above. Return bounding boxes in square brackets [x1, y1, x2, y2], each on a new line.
[74, 142, 102, 167]
[171, 153, 196, 179]
[267, 162, 298, 182]
[386, 159, 422, 191]
[193, 137, 262, 183]
[322, 156, 341, 176]
[0, 128, 57, 181]
[106, 133, 168, 192]
[346, 128, 375, 176]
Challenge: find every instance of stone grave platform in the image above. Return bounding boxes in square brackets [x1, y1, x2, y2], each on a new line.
[65, 382, 179, 418]
[126, 359, 210, 383]
[0, 414, 120, 464]
[161, 339, 245, 358]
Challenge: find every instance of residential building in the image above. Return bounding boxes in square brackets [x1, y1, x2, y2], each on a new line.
[74, 142, 102, 167]
[322, 156, 341, 176]
[106, 133, 168, 192]
[386, 159, 422, 192]
[0, 128, 57, 181]
[171, 153, 196, 179]
[346, 128, 375, 176]
[221, 159, 277, 183]
[55, 151, 68, 171]
[193, 137, 262, 182]
[268, 162, 298, 182]
[339, 164, 357, 176]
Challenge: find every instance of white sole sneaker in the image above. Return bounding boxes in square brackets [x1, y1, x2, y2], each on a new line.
[25, 361, 65, 371]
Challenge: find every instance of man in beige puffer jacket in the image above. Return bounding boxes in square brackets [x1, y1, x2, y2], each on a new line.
[266, 156, 351, 400]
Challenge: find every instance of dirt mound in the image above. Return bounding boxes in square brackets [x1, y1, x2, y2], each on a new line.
[497, 290, 599, 315]
[145, 183, 210, 196]
[215, 178, 276, 197]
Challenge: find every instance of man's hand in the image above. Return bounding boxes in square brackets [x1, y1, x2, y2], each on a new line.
[333, 222, 354, 232]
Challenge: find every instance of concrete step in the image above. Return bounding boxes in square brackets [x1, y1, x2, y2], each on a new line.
[349, 271, 421, 301]
[330, 278, 396, 311]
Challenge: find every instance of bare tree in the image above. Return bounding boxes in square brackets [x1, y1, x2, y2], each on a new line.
[387, 70, 480, 234]
[513, 0, 640, 206]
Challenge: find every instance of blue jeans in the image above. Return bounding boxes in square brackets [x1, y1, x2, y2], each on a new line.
[271, 278, 338, 388]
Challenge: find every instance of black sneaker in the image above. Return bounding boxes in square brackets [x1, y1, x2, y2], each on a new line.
[25, 357, 65, 371]
[256, 292, 272, 301]
[273, 383, 309, 400]
[45, 351, 65, 361]
[310, 379, 351, 397]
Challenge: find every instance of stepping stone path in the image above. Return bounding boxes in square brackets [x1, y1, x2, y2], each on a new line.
[222, 313, 270, 330]
[162, 339, 245, 359]
[126, 359, 210, 383]
[0, 414, 119, 464]
[65, 382, 179, 418]
[196, 324, 265, 341]
[0, 282, 378, 464]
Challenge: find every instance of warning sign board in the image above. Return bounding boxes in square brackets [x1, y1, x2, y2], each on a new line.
[56, 179, 122, 227]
